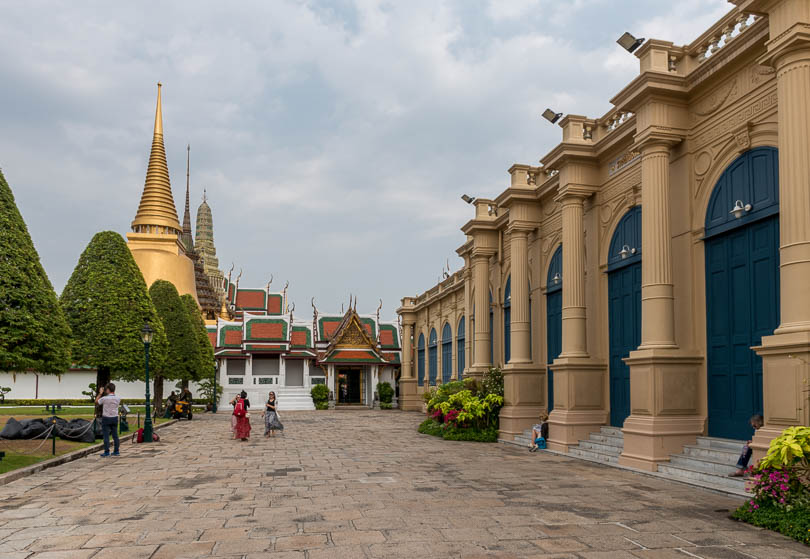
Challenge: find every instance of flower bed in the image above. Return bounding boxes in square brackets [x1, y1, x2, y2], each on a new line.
[733, 426, 810, 545]
[417, 368, 503, 443]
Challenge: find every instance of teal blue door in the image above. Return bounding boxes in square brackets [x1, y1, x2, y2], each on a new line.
[607, 207, 642, 428]
[705, 147, 779, 440]
[546, 246, 563, 412]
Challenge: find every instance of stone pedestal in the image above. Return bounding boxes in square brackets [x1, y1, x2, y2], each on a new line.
[499, 363, 546, 440]
[546, 357, 606, 451]
[752, 331, 810, 460]
[398, 378, 422, 411]
[620, 349, 704, 471]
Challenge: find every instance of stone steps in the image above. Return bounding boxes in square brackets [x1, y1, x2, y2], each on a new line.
[500, 425, 748, 497]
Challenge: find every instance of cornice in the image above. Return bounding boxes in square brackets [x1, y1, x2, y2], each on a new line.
[540, 141, 598, 171]
[610, 71, 688, 113]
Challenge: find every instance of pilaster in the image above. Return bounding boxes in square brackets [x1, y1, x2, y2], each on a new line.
[741, 0, 810, 461]
[470, 249, 495, 378]
[397, 304, 421, 411]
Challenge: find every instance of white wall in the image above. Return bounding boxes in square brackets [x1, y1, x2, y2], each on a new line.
[0, 371, 205, 401]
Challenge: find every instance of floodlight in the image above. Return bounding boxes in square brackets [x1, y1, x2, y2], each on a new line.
[542, 109, 563, 124]
[617, 32, 645, 53]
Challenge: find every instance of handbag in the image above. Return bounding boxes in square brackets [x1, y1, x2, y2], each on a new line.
[245, 412, 251, 419]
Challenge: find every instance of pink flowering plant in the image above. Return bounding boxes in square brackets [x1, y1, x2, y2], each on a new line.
[745, 467, 805, 512]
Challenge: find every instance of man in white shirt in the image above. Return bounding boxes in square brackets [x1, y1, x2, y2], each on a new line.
[95, 383, 121, 457]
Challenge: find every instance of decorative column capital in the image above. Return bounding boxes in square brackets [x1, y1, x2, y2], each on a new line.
[554, 188, 592, 205]
[471, 247, 496, 260]
[635, 132, 683, 154]
[506, 221, 534, 236]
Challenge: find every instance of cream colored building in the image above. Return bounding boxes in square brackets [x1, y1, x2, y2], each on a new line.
[398, 0, 810, 474]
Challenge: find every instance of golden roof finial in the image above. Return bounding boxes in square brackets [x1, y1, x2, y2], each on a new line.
[131, 82, 182, 234]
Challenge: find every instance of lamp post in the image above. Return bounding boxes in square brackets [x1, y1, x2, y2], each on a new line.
[212, 360, 219, 413]
[141, 322, 154, 443]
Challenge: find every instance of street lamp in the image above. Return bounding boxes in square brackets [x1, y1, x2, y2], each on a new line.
[141, 322, 154, 443]
[212, 360, 219, 413]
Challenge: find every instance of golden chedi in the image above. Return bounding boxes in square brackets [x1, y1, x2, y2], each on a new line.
[127, 83, 198, 301]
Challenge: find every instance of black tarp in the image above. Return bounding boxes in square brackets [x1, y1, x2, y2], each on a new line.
[0, 416, 99, 443]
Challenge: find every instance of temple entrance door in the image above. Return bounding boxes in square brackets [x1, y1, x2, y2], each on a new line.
[704, 147, 780, 440]
[337, 369, 362, 404]
[607, 207, 642, 428]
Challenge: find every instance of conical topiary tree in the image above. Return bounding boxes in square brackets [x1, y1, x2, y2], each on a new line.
[61, 231, 167, 388]
[0, 169, 72, 376]
[181, 293, 215, 388]
[149, 280, 197, 409]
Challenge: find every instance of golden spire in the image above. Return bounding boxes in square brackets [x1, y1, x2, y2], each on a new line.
[131, 82, 182, 234]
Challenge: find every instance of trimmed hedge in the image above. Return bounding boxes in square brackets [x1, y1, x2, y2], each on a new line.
[1, 399, 149, 406]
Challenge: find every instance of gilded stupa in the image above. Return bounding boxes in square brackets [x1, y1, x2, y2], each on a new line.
[127, 83, 198, 301]
[195, 190, 225, 302]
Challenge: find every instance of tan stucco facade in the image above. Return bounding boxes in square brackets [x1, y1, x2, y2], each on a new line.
[398, 0, 810, 471]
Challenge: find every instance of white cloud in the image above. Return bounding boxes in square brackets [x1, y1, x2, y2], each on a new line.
[0, 0, 731, 317]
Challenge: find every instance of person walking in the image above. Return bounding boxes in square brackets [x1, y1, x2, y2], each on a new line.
[96, 383, 121, 457]
[263, 391, 284, 437]
[233, 391, 251, 441]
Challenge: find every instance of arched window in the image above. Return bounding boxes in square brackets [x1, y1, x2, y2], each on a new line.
[441, 323, 452, 384]
[504, 277, 511, 364]
[417, 333, 425, 387]
[457, 316, 466, 379]
[428, 328, 438, 386]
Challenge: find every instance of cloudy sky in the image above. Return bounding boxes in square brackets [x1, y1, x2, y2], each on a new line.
[2, 0, 731, 319]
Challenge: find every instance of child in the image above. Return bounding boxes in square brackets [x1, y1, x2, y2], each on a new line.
[730, 414, 764, 477]
[529, 412, 549, 452]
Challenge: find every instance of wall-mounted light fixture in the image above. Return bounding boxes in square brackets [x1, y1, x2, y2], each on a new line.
[730, 199, 752, 219]
[542, 108, 563, 124]
[619, 244, 637, 259]
[617, 32, 645, 53]
[552, 272, 561, 285]
[461, 194, 476, 204]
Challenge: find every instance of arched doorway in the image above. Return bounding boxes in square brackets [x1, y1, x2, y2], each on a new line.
[705, 147, 779, 440]
[428, 328, 438, 386]
[546, 246, 562, 412]
[441, 323, 452, 384]
[607, 206, 642, 428]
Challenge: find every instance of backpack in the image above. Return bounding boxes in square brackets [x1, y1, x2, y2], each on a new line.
[233, 399, 246, 418]
[132, 428, 160, 443]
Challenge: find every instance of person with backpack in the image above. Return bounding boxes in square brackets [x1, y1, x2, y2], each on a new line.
[233, 391, 251, 441]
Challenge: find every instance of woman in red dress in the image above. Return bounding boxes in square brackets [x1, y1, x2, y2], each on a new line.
[233, 391, 251, 441]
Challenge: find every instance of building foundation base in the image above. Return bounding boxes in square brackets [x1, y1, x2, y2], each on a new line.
[620, 415, 705, 471]
[398, 378, 422, 412]
[752, 330, 810, 463]
[546, 357, 606, 452]
[499, 362, 545, 441]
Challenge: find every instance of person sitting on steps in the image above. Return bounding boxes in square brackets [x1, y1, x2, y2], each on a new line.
[529, 412, 549, 452]
[730, 413, 764, 477]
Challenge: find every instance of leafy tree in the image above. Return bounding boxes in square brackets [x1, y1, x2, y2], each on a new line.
[180, 293, 214, 387]
[0, 169, 72, 375]
[60, 231, 167, 387]
[149, 280, 197, 409]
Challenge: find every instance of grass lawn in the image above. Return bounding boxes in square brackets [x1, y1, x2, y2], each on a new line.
[0, 440, 96, 475]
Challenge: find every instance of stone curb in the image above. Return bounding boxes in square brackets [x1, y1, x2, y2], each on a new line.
[0, 419, 179, 487]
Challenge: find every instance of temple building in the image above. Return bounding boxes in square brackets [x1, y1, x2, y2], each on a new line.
[209, 284, 401, 410]
[126, 83, 198, 301]
[399, 0, 810, 487]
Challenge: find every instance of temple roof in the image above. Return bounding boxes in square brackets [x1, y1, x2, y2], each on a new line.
[131, 83, 182, 233]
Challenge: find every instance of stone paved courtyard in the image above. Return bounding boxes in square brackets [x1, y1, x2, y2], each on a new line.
[0, 411, 807, 559]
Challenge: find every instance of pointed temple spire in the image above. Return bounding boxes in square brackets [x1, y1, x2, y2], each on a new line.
[131, 82, 182, 234]
[181, 144, 194, 252]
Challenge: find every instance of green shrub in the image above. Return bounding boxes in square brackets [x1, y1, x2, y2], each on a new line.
[733, 502, 810, 545]
[418, 418, 443, 437]
[380, 402, 392, 410]
[311, 384, 329, 409]
[422, 387, 436, 405]
[442, 425, 498, 442]
[481, 367, 504, 397]
[376, 382, 394, 404]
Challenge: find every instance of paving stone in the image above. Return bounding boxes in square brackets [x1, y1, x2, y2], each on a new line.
[0, 413, 803, 559]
